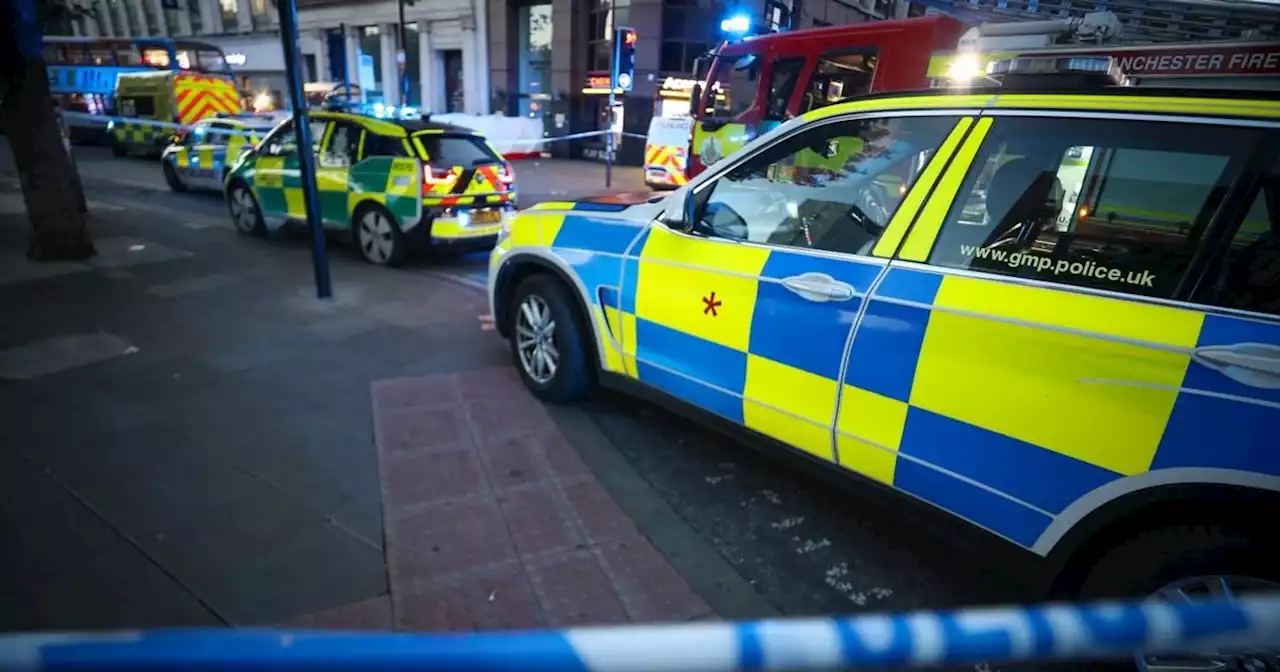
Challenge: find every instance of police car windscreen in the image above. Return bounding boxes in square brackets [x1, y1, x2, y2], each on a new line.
[419, 134, 500, 167]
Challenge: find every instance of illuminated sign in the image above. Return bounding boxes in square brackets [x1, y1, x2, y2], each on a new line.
[661, 77, 723, 92]
[226, 52, 247, 66]
[586, 75, 612, 89]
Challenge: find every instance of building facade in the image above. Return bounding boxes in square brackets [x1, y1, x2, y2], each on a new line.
[486, 0, 917, 165]
[295, 0, 491, 113]
[55, 0, 490, 115]
[59, 0, 291, 95]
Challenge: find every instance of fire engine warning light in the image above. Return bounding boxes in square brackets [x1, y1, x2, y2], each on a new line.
[720, 14, 751, 34]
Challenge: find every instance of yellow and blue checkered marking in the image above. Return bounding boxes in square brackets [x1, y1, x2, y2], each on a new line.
[528, 200, 1280, 552]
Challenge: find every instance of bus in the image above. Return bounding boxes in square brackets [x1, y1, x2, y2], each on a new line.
[674, 14, 1280, 182]
[42, 36, 236, 142]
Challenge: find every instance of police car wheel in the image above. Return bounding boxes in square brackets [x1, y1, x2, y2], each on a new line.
[354, 205, 406, 267]
[163, 162, 187, 192]
[227, 183, 266, 237]
[509, 274, 593, 403]
[111, 139, 126, 157]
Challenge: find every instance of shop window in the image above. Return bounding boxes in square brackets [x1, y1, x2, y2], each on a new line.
[220, 0, 238, 29]
[927, 116, 1263, 300]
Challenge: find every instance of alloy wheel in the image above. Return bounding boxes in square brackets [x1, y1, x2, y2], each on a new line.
[358, 211, 395, 264]
[1137, 575, 1279, 672]
[515, 294, 558, 384]
[231, 189, 257, 234]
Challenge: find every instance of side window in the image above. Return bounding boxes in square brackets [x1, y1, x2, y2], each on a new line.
[926, 116, 1263, 300]
[361, 133, 408, 159]
[1198, 155, 1280, 316]
[800, 49, 877, 114]
[321, 121, 360, 167]
[693, 115, 959, 256]
[262, 120, 296, 155]
[204, 121, 234, 146]
[706, 55, 759, 120]
[764, 57, 806, 122]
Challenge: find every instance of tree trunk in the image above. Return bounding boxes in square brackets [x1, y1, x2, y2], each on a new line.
[0, 58, 95, 261]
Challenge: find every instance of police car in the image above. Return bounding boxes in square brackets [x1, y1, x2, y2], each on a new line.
[162, 114, 280, 192]
[224, 109, 516, 266]
[489, 56, 1280, 619]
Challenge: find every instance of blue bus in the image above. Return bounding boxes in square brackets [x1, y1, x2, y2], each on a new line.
[42, 36, 236, 141]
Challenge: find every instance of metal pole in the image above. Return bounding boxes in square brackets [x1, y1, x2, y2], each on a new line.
[398, 0, 409, 106]
[606, 32, 617, 189]
[277, 0, 332, 299]
[339, 22, 349, 98]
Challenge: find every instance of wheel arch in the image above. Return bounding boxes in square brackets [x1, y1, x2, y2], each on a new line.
[1040, 468, 1280, 595]
[493, 250, 603, 373]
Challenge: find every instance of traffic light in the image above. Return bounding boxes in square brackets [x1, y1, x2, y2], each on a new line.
[612, 27, 637, 92]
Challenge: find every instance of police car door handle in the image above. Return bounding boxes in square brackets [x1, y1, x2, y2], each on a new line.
[1193, 343, 1280, 390]
[780, 273, 856, 303]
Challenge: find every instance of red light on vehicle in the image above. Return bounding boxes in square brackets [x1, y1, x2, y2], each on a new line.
[497, 162, 515, 185]
[624, 29, 637, 45]
[423, 165, 457, 192]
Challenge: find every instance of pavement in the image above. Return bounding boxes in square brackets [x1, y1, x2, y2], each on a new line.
[0, 142, 1043, 669]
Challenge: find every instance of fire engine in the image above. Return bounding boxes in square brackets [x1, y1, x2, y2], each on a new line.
[641, 11, 1280, 189]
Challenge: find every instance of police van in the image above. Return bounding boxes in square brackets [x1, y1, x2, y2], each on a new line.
[224, 110, 517, 266]
[488, 56, 1280, 643]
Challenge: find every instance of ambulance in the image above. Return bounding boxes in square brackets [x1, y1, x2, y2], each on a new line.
[109, 69, 244, 157]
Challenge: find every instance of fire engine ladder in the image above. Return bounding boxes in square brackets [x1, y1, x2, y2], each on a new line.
[918, 0, 1280, 43]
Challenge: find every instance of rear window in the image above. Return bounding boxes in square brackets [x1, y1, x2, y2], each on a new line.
[416, 134, 499, 167]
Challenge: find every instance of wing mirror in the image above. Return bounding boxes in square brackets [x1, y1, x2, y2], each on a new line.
[661, 188, 700, 234]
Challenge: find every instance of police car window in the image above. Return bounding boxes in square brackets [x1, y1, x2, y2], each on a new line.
[362, 133, 407, 159]
[801, 49, 877, 114]
[264, 120, 328, 154]
[927, 116, 1261, 300]
[204, 121, 235, 147]
[694, 115, 959, 256]
[1197, 155, 1280, 317]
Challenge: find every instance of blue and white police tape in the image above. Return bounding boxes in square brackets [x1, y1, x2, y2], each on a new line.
[62, 111, 650, 144]
[1, 595, 1278, 671]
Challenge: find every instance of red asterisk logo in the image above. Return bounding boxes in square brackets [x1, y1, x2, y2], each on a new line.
[702, 291, 721, 317]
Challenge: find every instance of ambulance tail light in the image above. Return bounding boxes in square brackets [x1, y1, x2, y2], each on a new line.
[423, 165, 457, 193]
[497, 162, 515, 186]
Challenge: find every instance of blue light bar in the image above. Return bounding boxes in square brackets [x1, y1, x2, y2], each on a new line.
[720, 14, 751, 34]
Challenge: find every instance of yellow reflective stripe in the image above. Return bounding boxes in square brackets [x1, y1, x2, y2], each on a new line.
[412, 137, 428, 161]
[527, 201, 576, 212]
[358, 130, 366, 160]
[802, 95, 996, 124]
[993, 94, 1280, 119]
[402, 139, 414, 157]
[871, 117, 974, 259]
[897, 117, 993, 262]
[320, 122, 334, 149]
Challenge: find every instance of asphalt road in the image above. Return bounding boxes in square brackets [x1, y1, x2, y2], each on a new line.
[21, 143, 1045, 663]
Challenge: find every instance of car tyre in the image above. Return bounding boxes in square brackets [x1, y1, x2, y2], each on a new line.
[227, 181, 266, 237]
[353, 204, 407, 267]
[163, 161, 187, 192]
[1078, 524, 1279, 671]
[508, 274, 594, 403]
[110, 136, 127, 157]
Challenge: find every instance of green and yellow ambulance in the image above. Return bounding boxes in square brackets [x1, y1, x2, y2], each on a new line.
[223, 110, 517, 266]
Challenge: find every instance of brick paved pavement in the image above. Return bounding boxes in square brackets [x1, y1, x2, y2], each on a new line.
[372, 368, 713, 630]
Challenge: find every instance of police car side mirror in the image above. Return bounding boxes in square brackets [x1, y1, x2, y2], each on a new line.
[660, 189, 698, 234]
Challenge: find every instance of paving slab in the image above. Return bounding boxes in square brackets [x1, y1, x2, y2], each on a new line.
[371, 368, 713, 630]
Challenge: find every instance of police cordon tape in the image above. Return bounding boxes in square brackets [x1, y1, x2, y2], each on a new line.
[61, 111, 649, 145]
[1, 595, 1278, 671]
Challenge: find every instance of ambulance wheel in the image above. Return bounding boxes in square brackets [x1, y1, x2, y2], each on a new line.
[227, 181, 265, 237]
[163, 162, 187, 192]
[353, 204, 406, 267]
[508, 273, 594, 404]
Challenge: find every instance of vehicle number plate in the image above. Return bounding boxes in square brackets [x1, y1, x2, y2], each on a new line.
[472, 209, 502, 225]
